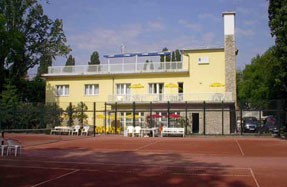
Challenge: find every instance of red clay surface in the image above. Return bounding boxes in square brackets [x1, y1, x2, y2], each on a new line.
[1, 134, 287, 187]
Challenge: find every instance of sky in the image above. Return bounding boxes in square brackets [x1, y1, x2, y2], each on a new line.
[40, 0, 275, 70]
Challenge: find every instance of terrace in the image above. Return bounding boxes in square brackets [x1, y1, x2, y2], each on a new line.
[108, 92, 233, 103]
[45, 51, 188, 76]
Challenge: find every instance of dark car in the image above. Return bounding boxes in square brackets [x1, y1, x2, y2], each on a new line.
[243, 117, 259, 133]
[262, 116, 278, 134]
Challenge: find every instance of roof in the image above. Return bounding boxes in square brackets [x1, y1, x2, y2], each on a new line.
[181, 47, 224, 53]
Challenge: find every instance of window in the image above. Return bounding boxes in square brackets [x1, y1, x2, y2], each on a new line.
[198, 57, 209, 64]
[56, 85, 69, 96]
[85, 84, 99, 96]
[148, 83, 164, 94]
[116, 84, 131, 95]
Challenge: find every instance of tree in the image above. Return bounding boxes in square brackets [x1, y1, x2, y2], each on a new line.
[0, 0, 71, 94]
[238, 47, 279, 109]
[160, 48, 181, 62]
[88, 51, 100, 65]
[160, 47, 170, 62]
[21, 77, 46, 103]
[172, 49, 181, 62]
[73, 102, 88, 128]
[0, 82, 19, 129]
[65, 54, 75, 66]
[37, 55, 53, 76]
[268, 0, 287, 108]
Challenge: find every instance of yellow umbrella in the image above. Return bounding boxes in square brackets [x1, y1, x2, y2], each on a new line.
[96, 114, 115, 119]
[130, 83, 144, 89]
[164, 83, 178, 88]
[210, 82, 225, 87]
[125, 114, 141, 119]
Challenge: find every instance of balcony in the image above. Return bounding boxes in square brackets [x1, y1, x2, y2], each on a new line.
[45, 61, 187, 76]
[108, 93, 233, 103]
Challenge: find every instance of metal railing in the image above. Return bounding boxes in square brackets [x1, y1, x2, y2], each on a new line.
[108, 93, 233, 103]
[46, 61, 187, 75]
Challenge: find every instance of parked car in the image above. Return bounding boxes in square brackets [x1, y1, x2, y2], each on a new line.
[242, 117, 259, 133]
[261, 116, 278, 134]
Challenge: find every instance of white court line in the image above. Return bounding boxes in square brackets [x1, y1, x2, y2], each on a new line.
[249, 168, 260, 187]
[134, 139, 162, 151]
[235, 139, 245, 156]
[31, 169, 79, 187]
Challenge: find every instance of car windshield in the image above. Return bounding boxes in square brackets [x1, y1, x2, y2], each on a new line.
[244, 117, 258, 123]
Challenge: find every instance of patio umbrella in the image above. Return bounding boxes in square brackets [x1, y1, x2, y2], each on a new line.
[210, 82, 225, 87]
[164, 83, 178, 88]
[149, 114, 162, 118]
[169, 113, 181, 119]
[96, 114, 115, 119]
[130, 83, 144, 89]
[165, 83, 178, 94]
[125, 114, 141, 119]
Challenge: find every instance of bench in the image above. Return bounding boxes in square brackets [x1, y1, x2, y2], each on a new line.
[161, 127, 185, 137]
[50, 126, 73, 135]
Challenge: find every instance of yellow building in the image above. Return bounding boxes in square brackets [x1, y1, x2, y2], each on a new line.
[42, 12, 237, 135]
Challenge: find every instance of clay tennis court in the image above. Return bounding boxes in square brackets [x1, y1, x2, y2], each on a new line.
[1, 134, 287, 187]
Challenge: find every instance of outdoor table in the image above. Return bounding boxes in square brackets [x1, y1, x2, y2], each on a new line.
[140, 127, 159, 137]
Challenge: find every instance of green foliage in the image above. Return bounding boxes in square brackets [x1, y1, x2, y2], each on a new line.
[160, 47, 170, 62]
[65, 54, 75, 66]
[160, 48, 181, 62]
[0, 82, 19, 127]
[64, 102, 88, 127]
[37, 55, 53, 75]
[0, 101, 62, 129]
[238, 47, 280, 109]
[0, 0, 71, 94]
[73, 102, 88, 127]
[65, 103, 74, 127]
[88, 51, 100, 65]
[21, 77, 46, 103]
[268, 0, 287, 107]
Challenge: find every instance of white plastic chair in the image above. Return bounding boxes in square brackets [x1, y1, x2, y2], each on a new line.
[127, 126, 134, 137]
[6, 139, 22, 157]
[0, 137, 7, 157]
[81, 126, 90, 136]
[134, 126, 141, 137]
[72, 125, 80, 136]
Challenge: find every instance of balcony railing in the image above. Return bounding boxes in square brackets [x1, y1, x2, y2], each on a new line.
[108, 93, 233, 103]
[46, 61, 187, 76]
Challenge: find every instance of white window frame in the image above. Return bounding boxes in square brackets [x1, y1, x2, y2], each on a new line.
[198, 57, 209, 64]
[148, 83, 164, 94]
[85, 84, 99, 96]
[56, 85, 69, 96]
[116, 84, 131, 95]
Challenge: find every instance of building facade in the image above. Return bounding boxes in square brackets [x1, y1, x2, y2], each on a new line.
[43, 12, 237, 135]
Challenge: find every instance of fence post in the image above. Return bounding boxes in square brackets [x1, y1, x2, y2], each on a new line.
[240, 107, 243, 135]
[115, 102, 118, 134]
[0, 102, 2, 130]
[203, 101, 206, 135]
[167, 101, 170, 128]
[222, 101, 224, 135]
[149, 102, 153, 127]
[93, 102, 96, 137]
[104, 102, 107, 134]
[185, 101, 188, 135]
[133, 102, 136, 128]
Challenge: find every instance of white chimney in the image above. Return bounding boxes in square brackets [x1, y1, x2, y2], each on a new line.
[222, 12, 236, 36]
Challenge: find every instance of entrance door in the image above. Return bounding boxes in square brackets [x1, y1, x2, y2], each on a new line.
[192, 113, 199, 133]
